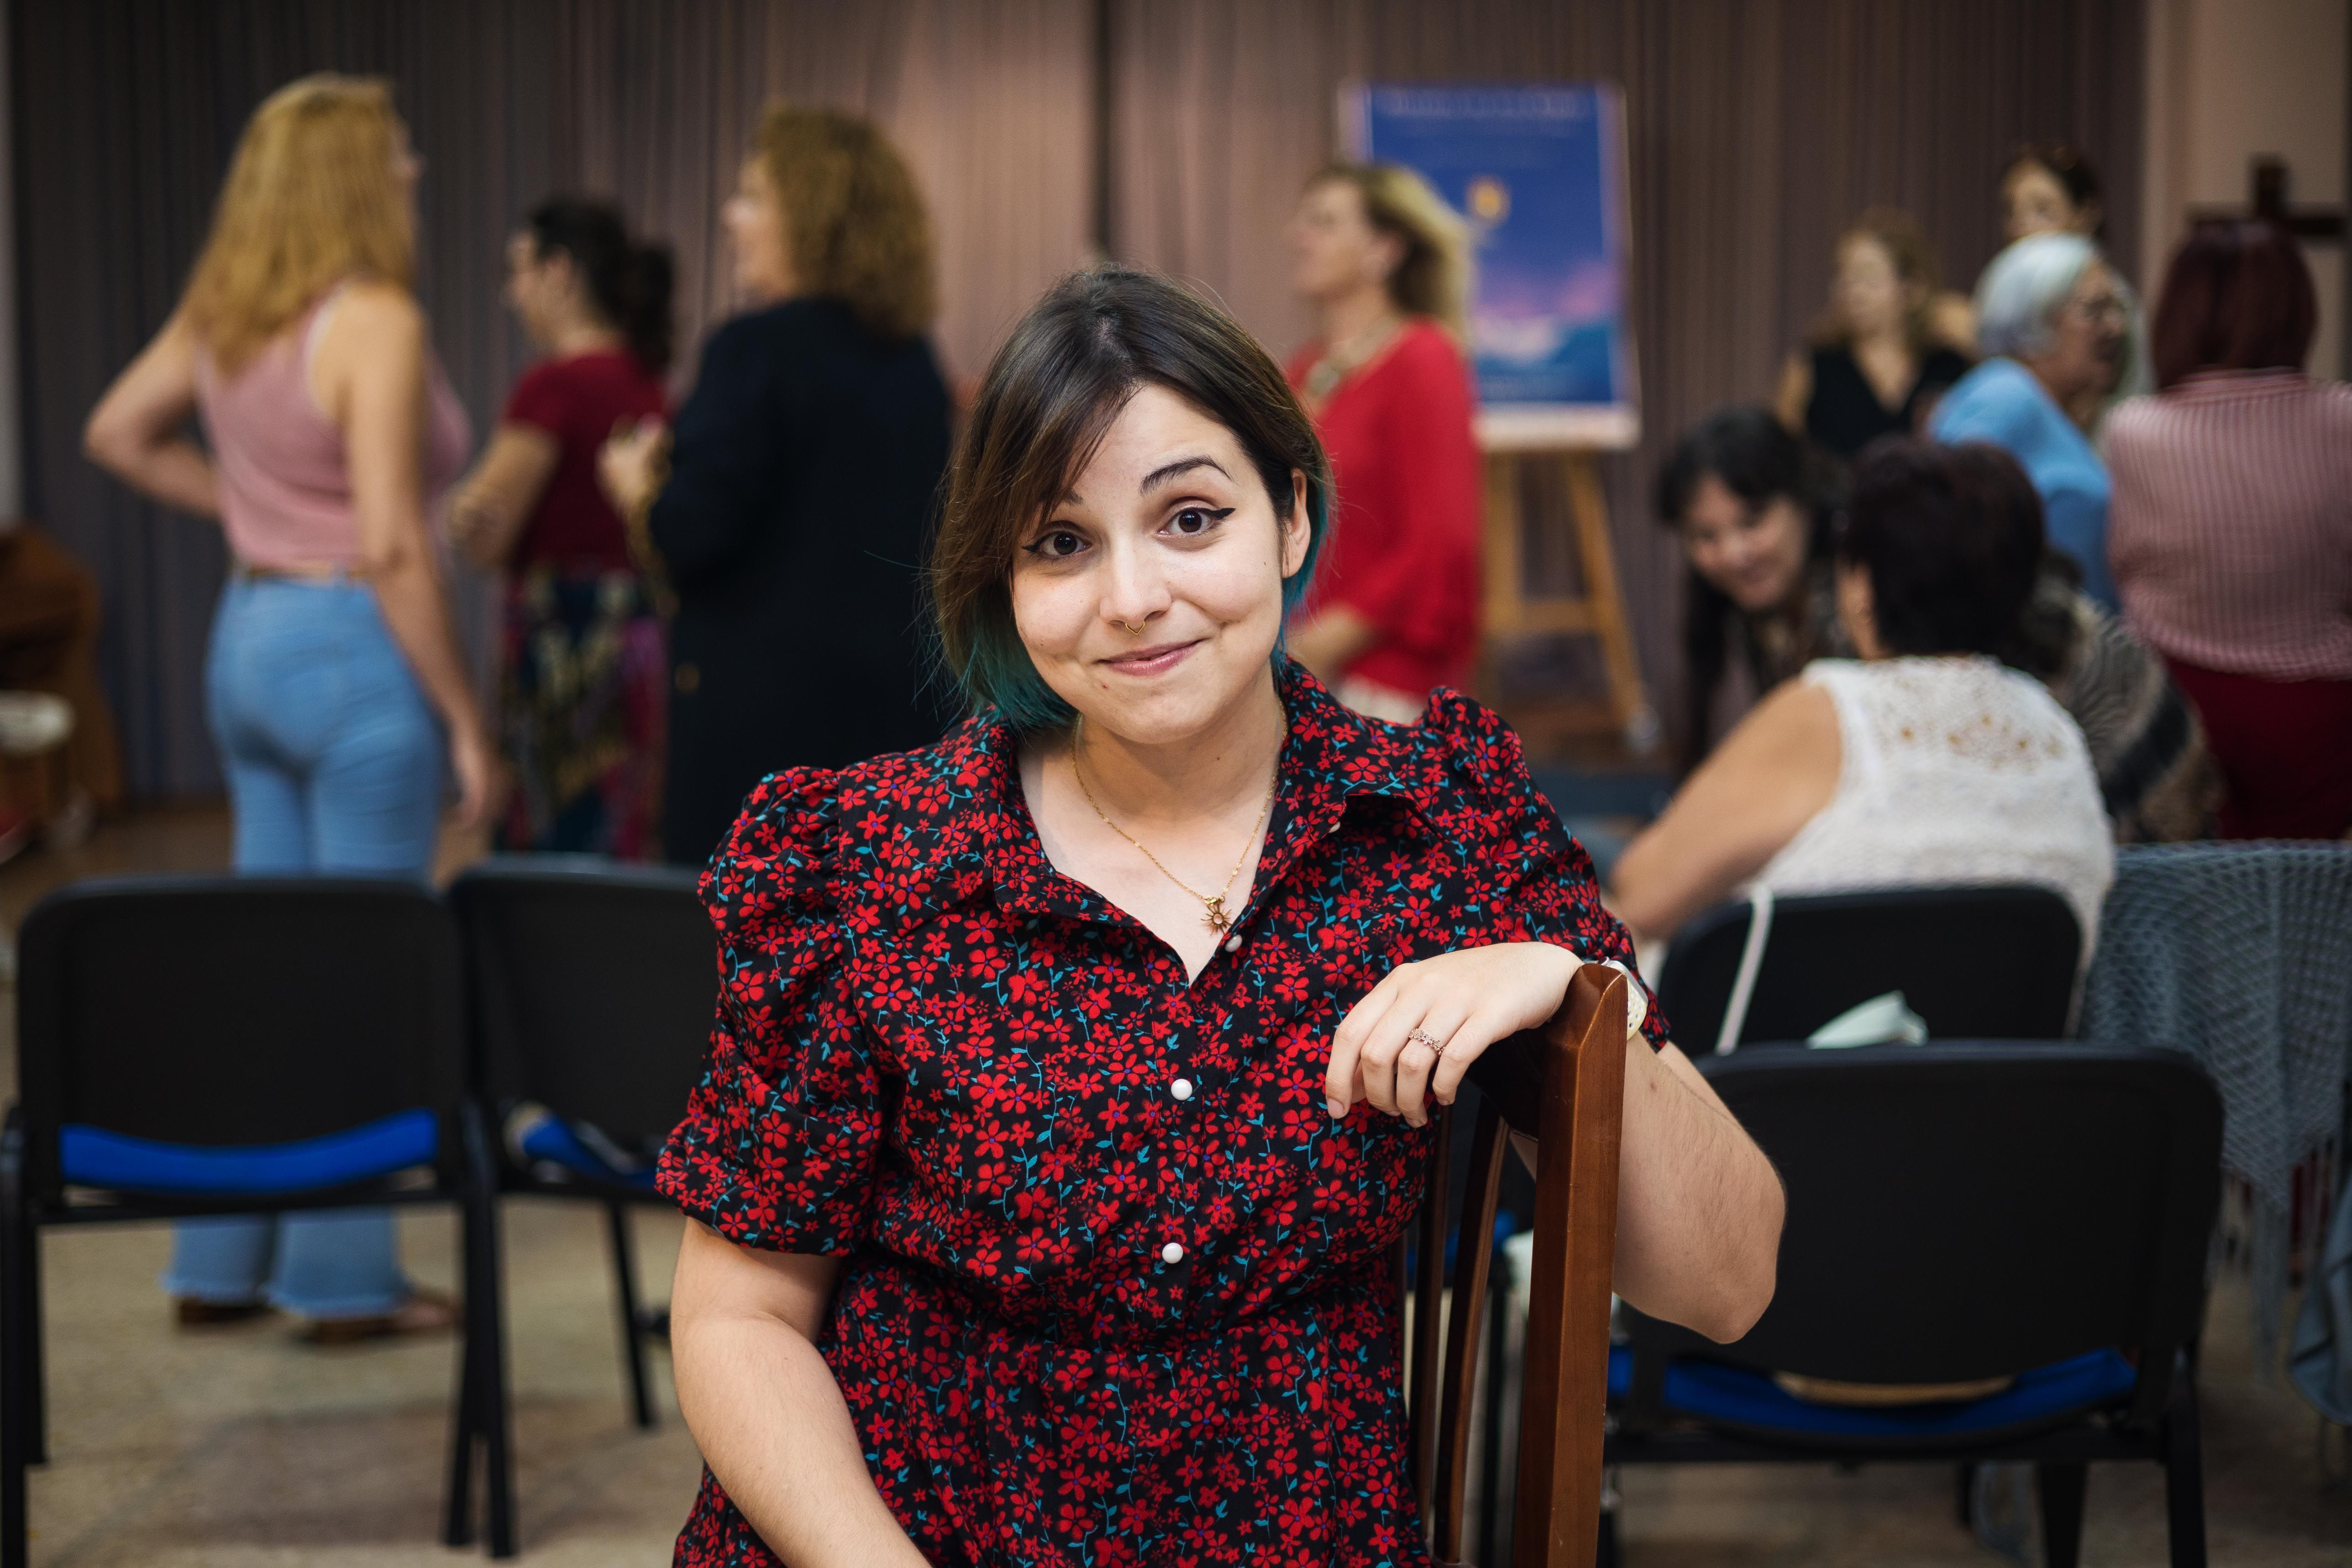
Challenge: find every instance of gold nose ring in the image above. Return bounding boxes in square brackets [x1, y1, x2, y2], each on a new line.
[1119, 620, 1149, 635]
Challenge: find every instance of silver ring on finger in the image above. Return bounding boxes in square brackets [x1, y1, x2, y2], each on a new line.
[1403, 1027, 1447, 1059]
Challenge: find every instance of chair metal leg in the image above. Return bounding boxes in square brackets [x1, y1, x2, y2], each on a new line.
[606, 1201, 654, 1429]
[459, 1105, 518, 1559]
[20, 1231, 41, 1469]
[2035, 1462, 2088, 1568]
[2, 1120, 31, 1568]
[2164, 1359, 2208, 1568]
[443, 1251, 481, 1548]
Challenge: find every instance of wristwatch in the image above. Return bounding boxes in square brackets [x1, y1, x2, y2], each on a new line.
[1598, 958, 1649, 1040]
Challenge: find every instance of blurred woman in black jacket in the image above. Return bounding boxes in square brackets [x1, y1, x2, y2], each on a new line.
[603, 105, 951, 867]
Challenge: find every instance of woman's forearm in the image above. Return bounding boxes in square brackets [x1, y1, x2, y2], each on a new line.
[366, 552, 481, 737]
[1611, 1037, 1782, 1342]
[95, 436, 221, 519]
[674, 1308, 931, 1566]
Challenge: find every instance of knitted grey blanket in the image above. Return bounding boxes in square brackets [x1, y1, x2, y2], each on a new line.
[2080, 842, 2352, 1373]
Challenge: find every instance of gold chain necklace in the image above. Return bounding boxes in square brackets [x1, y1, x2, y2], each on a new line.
[1302, 312, 1403, 401]
[1070, 724, 1280, 937]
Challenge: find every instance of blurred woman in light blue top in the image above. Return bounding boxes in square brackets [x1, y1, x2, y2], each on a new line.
[1929, 233, 2132, 609]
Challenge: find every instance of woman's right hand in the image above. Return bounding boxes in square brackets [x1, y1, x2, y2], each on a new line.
[448, 719, 497, 829]
[598, 416, 671, 519]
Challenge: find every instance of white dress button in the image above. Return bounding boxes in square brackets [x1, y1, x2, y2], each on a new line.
[1160, 1241, 1185, 1265]
[1223, 933, 1242, 954]
[1170, 1077, 1194, 1101]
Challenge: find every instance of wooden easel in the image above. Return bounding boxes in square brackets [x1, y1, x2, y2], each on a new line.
[1480, 446, 1653, 754]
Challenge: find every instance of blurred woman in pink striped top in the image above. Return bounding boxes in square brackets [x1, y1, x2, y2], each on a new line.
[2106, 221, 2352, 839]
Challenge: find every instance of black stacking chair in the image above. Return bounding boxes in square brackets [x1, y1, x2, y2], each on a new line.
[450, 859, 714, 1444]
[0, 877, 511, 1567]
[1655, 886, 2081, 1051]
[1606, 1044, 2222, 1568]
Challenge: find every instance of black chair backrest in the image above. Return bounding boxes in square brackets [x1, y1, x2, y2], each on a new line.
[14, 876, 467, 1205]
[451, 859, 714, 1149]
[1656, 885, 2081, 1049]
[1626, 1044, 2219, 1412]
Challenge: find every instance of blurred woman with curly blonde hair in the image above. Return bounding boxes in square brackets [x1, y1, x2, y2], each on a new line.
[84, 73, 484, 1343]
[600, 103, 951, 865]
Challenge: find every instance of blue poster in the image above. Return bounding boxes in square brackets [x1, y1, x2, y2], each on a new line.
[1347, 84, 1638, 445]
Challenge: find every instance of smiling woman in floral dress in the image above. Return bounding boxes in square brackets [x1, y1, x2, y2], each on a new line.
[657, 266, 1783, 1567]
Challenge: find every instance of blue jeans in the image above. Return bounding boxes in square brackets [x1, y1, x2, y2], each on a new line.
[160, 574, 446, 1318]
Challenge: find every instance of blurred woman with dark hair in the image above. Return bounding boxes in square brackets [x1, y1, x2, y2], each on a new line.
[599, 105, 953, 866]
[450, 197, 672, 857]
[1619, 438, 2113, 947]
[1281, 162, 1483, 721]
[1654, 408, 1840, 767]
[1658, 406, 2216, 841]
[2108, 221, 2352, 839]
[1774, 209, 1973, 460]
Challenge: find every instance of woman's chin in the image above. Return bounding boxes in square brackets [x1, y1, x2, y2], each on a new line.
[1066, 652, 1277, 744]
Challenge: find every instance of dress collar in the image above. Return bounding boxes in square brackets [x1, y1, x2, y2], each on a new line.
[936, 661, 1433, 928]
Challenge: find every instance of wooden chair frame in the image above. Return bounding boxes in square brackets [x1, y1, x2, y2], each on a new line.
[1405, 961, 1628, 1567]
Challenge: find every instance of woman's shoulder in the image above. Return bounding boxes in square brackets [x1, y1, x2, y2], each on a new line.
[704, 718, 1004, 933]
[1933, 357, 2050, 440]
[323, 278, 425, 344]
[1388, 318, 1470, 377]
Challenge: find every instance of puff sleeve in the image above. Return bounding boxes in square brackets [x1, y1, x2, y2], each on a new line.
[656, 767, 885, 1252]
[1421, 691, 1672, 1050]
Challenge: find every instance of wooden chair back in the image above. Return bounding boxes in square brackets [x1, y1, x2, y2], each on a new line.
[1403, 960, 1628, 1567]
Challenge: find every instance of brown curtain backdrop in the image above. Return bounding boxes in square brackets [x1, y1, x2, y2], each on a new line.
[1105, 0, 2145, 749]
[14, 0, 1092, 796]
[16, 0, 2139, 793]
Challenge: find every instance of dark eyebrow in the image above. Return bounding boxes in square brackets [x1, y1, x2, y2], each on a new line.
[1057, 455, 1232, 508]
[1139, 455, 1229, 494]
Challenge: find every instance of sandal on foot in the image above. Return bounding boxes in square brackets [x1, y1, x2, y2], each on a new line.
[174, 1297, 272, 1327]
[303, 1285, 460, 1347]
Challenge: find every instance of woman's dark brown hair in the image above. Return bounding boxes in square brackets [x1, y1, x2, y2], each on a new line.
[2005, 142, 2104, 235]
[930, 266, 1332, 731]
[1837, 438, 2043, 658]
[2149, 220, 2317, 390]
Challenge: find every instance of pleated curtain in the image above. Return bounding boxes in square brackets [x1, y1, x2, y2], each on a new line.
[14, 0, 2139, 794]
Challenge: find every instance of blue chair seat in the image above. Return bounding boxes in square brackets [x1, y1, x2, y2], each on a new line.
[512, 1114, 658, 1191]
[1608, 1345, 2138, 1441]
[59, 1108, 439, 1195]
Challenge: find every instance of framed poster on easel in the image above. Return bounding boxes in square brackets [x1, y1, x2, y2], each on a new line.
[1345, 82, 1654, 751]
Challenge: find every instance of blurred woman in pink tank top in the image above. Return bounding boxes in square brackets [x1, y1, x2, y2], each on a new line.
[85, 74, 487, 1343]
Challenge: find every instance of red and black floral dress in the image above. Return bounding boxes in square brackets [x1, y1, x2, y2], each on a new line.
[657, 664, 1668, 1568]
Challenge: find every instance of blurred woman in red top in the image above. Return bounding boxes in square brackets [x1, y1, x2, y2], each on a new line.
[1285, 163, 1483, 722]
[451, 198, 672, 857]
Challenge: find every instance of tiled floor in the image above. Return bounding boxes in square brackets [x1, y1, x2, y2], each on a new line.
[7, 808, 2352, 1563]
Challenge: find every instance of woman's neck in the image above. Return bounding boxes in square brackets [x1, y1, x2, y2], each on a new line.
[1851, 322, 1910, 357]
[1067, 672, 1289, 833]
[1319, 282, 1398, 351]
[2021, 352, 2092, 411]
[547, 317, 623, 359]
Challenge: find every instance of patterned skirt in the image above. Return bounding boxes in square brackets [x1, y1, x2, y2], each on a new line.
[495, 567, 666, 859]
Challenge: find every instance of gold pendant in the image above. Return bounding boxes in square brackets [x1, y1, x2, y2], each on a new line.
[1202, 897, 1230, 935]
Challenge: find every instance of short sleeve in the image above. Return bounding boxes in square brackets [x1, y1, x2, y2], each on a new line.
[1421, 692, 1673, 1050]
[656, 766, 885, 1252]
[502, 360, 572, 438]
